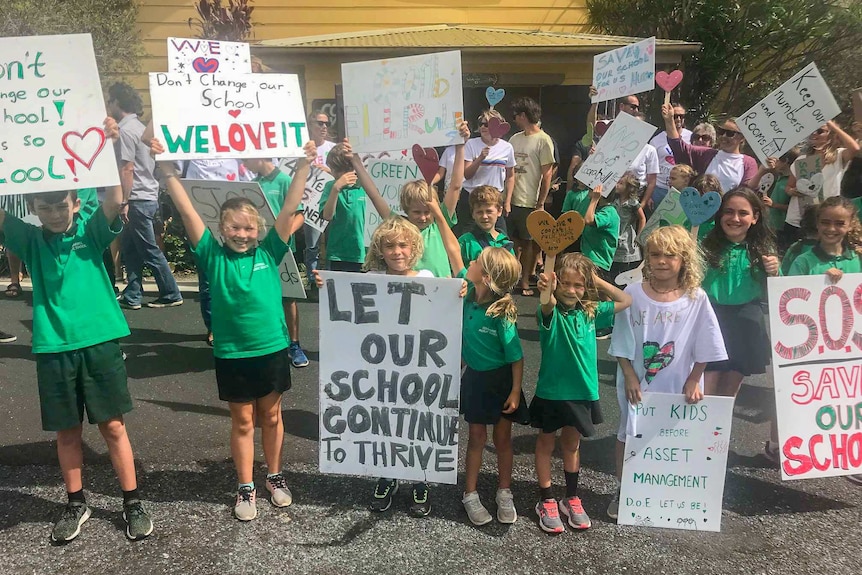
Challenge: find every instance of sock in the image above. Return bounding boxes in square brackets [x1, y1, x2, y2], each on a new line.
[539, 485, 554, 501]
[67, 489, 85, 504]
[565, 470, 580, 498]
[122, 488, 139, 505]
[238, 481, 254, 491]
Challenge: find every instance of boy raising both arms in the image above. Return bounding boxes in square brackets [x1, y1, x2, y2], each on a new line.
[0, 118, 153, 543]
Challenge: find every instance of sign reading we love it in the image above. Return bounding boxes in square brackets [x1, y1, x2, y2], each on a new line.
[167, 37, 252, 74]
[0, 33, 119, 196]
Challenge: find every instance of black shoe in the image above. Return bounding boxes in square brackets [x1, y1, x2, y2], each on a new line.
[0, 330, 17, 343]
[369, 478, 398, 512]
[146, 297, 183, 308]
[409, 482, 431, 517]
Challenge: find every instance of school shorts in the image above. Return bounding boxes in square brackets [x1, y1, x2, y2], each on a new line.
[36, 340, 132, 432]
[327, 260, 364, 273]
[506, 206, 534, 241]
[215, 348, 292, 403]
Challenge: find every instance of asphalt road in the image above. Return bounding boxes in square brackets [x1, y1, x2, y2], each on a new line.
[0, 281, 860, 575]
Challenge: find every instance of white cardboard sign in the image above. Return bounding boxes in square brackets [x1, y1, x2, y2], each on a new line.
[575, 112, 657, 195]
[619, 392, 735, 532]
[592, 37, 656, 104]
[767, 274, 862, 480]
[341, 51, 464, 153]
[736, 63, 841, 164]
[167, 37, 252, 74]
[149, 73, 307, 160]
[0, 33, 119, 196]
[363, 159, 420, 245]
[318, 271, 463, 484]
[184, 179, 306, 299]
[278, 158, 333, 233]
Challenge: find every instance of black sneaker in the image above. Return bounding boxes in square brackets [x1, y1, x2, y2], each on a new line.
[146, 297, 183, 308]
[122, 499, 154, 541]
[51, 501, 91, 543]
[369, 478, 398, 512]
[409, 482, 431, 517]
[118, 298, 142, 310]
[0, 330, 17, 343]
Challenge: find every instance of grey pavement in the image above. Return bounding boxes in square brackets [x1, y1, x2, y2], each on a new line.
[0, 283, 860, 575]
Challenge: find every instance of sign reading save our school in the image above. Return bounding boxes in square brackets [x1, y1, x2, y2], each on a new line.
[149, 73, 307, 160]
[768, 274, 862, 481]
[736, 63, 841, 165]
[575, 112, 656, 195]
[619, 393, 735, 532]
[592, 37, 656, 104]
[0, 33, 119, 196]
[318, 272, 463, 484]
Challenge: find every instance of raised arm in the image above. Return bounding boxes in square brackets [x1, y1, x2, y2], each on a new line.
[151, 139, 206, 247]
[349, 142, 391, 219]
[101, 117, 124, 222]
[442, 121, 472, 217]
[831, 120, 861, 163]
[595, 273, 632, 313]
[584, 184, 603, 226]
[428, 190, 464, 275]
[275, 141, 316, 242]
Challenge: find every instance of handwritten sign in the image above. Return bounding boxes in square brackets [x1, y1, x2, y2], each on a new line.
[619, 392, 735, 532]
[341, 51, 464, 153]
[767, 274, 862, 480]
[592, 37, 656, 104]
[526, 211, 585, 255]
[0, 33, 119, 196]
[184, 179, 306, 299]
[318, 271, 463, 483]
[737, 63, 841, 164]
[167, 37, 251, 74]
[575, 112, 657, 195]
[278, 158, 333, 233]
[364, 159, 420, 245]
[637, 189, 687, 246]
[149, 73, 307, 160]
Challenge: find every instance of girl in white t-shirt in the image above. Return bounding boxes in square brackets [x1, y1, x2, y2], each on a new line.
[606, 225, 727, 521]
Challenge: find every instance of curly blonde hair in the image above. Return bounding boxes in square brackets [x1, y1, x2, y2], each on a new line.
[476, 247, 521, 323]
[399, 179, 434, 213]
[363, 216, 424, 272]
[643, 225, 704, 297]
[555, 253, 600, 318]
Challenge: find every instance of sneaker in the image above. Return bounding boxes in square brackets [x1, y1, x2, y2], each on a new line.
[234, 486, 257, 521]
[118, 298, 142, 310]
[146, 297, 183, 308]
[51, 501, 91, 543]
[559, 496, 591, 529]
[764, 441, 780, 466]
[265, 473, 293, 507]
[122, 499, 154, 540]
[846, 474, 862, 486]
[596, 327, 613, 340]
[369, 478, 398, 512]
[122, 351, 127, 361]
[535, 499, 565, 534]
[607, 489, 620, 520]
[0, 330, 17, 343]
[409, 482, 431, 517]
[288, 341, 309, 368]
[495, 488, 517, 524]
[462, 491, 492, 526]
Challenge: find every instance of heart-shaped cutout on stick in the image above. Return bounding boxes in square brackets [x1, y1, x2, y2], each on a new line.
[680, 186, 721, 226]
[656, 70, 684, 93]
[594, 121, 612, 138]
[411, 144, 440, 184]
[192, 57, 220, 73]
[527, 210, 586, 256]
[485, 86, 505, 107]
[488, 117, 510, 139]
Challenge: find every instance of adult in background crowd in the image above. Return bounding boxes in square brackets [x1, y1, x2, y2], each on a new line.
[691, 123, 717, 148]
[649, 102, 692, 208]
[628, 111, 660, 213]
[303, 110, 336, 288]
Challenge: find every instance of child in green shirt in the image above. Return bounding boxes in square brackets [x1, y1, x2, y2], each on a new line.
[458, 185, 515, 265]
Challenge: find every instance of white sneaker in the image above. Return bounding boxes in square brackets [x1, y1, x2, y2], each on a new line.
[462, 491, 492, 526]
[495, 488, 517, 524]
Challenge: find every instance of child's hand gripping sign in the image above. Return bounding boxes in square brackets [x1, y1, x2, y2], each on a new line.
[526, 209, 586, 305]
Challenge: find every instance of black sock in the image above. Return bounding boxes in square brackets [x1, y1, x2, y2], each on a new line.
[122, 488, 140, 505]
[565, 470, 580, 498]
[67, 489, 85, 504]
[540, 486, 554, 501]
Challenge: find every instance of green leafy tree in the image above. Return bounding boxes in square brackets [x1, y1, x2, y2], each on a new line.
[189, 0, 255, 41]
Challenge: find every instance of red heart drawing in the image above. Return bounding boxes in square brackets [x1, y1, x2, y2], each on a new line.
[665, 155, 676, 166]
[488, 117, 511, 139]
[192, 57, 219, 73]
[411, 144, 439, 184]
[228, 109, 241, 118]
[656, 70, 684, 93]
[226, 173, 237, 181]
[62, 128, 106, 170]
[594, 121, 612, 137]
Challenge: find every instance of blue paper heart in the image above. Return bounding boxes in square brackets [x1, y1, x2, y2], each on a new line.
[680, 187, 721, 226]
[485, 86, 505, 107]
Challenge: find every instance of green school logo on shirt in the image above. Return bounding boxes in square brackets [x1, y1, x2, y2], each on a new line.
[643, 341, 675, 383]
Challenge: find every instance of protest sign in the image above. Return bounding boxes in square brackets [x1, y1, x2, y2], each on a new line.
[167, 37, 252, 74]
[149, 73, 307, 160]
[767, 274, 862, 480]
[619, 392, 735, 532]
[637, 188, 687, 246]
[0, 33, 118, 196]
[278, 158, 333, 233]
[184, 179, 306, 299]
[736, 63, 841, 165]
[341, 51, 464, 153]
[592, 37, 656, 104]
[575, 112, 656, 195]
[364, 159, 419, 245]
[318, 271, 463, 483]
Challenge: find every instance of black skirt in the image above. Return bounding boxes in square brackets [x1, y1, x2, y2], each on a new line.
[708, 300, 770, 376]
[529, 396, 604, 435]
[215, 348, 292, 403]
[460, 365, 530, 425]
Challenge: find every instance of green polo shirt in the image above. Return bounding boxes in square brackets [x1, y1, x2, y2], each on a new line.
[581, 205, 620, 271]
[78, 188, 100, 219]
[788, 245, 862, 276]
[781, 239, 817, 275]
[257, 168, 301, 252]
[703, 242, 765, 305]
[458, 228, 515, 265]
[416, 204, 457, 278]
[2, 209, 129, 353]
[319, 181, 366, 264]
[461, 284, 523, 371]
[535, 301, 615, 401]
[193, 227, 290, 359]
[767, 175, 790, 231]
[562, 189, 590, 214]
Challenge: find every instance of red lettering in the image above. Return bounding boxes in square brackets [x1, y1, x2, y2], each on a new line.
[775, 288, 817, 360]
[243, 123, 262, 149]
[263, 122, 277, 148]
[228, 124, 246, 151]
[829, 433, 849, 470]
[211, 125, 230, 153]
[852, 284, 862, 350]
[207, 41, 221, 55]
[809, 434, 830, 471]
[782, 436, 813, 475]
[791, 370, 814, 405]
[820, 286, 852, 350]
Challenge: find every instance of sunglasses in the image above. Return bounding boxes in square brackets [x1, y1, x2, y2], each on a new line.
[673, 114, 686, 120]
[316, 120, 330, 127]
[716, 127, 740, 137]
[692, 133, 713, 141]
[478, 121, 488, 127]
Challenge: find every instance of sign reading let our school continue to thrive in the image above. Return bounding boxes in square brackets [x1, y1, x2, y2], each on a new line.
[768, 274, 862, 481]
[318, 272, 463, 484]
[149, 73, 307, 160]
[0, 34, 119, 196]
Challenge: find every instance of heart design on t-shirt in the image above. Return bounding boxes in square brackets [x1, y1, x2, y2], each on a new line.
[680, 186, 720, 226]
[665, 155, 676, 166]
[411, 144, 439, 184]
[643, 341, 675, 383]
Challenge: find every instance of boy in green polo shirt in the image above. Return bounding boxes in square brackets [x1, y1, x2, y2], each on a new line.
[458, 185, 515, 265]
[0, 119, 153, 543]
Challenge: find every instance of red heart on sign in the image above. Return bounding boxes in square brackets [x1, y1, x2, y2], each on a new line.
[62, 127, 106, 170]
[656, 70, 684, 93]
[412, 144, 439, 184]
[488, 117, 511, 139]
[228, 109, 241, 118]
[192, 57, 219, 73]
[594, 121, 612, 137]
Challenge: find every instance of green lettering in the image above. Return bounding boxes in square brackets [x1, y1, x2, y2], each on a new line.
[288, 122, 306, 147]
[193, 125, 209, 153]
[161, 125, 194, 154]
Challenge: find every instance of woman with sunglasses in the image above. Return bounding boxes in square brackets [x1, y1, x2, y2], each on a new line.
[662, 104, 758, 194]
[649, 103, 692, 209]
[690, 124, 716, 148]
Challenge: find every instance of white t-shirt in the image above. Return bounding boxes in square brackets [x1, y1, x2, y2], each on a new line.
[628, 145, 660, 187]
[785, 150, 847, 228]
[463, 137, 516, 192]
[705, 151, 745, 194]
[439, 146, 457, 191]
[177, 159, 254, 182]
[609, 283, 727, 440]
[315, 140, 336, 168]
[650, 129, 692, 189]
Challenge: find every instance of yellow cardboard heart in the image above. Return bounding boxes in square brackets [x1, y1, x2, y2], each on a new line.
[526, 210, 585, 255]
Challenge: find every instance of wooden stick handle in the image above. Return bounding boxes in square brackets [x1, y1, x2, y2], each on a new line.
[540, 254, 556, 305]
[689, 225, 699, 241]
[663, 91, 671, 106]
